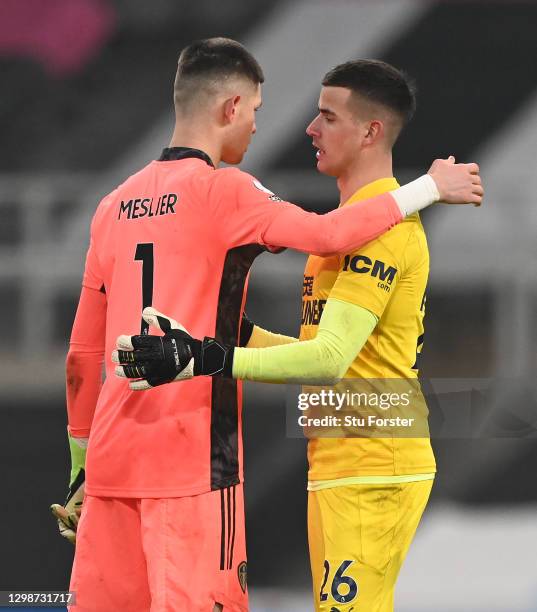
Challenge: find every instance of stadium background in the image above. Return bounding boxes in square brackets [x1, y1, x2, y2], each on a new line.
[1, 0, 537, 610]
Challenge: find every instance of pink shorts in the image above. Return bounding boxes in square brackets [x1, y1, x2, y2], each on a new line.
[69, 485, 247, 611]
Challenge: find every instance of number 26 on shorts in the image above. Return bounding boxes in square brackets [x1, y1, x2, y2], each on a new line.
[319, 559, 358, 606]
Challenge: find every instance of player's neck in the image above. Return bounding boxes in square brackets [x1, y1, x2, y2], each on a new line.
[337, 153, 393, 204]
[169, 122, 222, 167]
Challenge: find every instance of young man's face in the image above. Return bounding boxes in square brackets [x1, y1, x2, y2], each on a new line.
[306, 86, 365, 177]
[222, 83, 262, 165]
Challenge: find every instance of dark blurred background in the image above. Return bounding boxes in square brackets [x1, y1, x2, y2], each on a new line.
[1, 1, 537, 610]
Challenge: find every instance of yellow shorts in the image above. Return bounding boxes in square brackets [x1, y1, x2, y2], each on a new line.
[308, 479, 433, 612]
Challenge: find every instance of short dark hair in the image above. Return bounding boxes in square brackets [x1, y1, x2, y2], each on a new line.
[174, 37, 264, 110]
[322, 59, 416, 137]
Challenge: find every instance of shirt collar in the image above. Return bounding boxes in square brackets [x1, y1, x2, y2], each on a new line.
[343, 177, 400, 206]
[158, 147, 214, 168]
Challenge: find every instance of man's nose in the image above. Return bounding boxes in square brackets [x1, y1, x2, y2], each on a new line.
[306, 117, 319, 137]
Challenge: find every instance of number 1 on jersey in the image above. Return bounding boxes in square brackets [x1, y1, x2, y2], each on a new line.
[135, 243, 154, 334]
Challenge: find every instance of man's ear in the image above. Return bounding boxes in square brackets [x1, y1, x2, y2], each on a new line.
[363, 119, 384, 147]
[223, 95, 241, 124]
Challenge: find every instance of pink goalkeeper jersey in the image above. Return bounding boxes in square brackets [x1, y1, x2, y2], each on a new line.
[81, 147, 402, 497]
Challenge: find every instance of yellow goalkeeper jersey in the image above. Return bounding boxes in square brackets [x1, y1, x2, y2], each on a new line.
[300, 177, 436, 483]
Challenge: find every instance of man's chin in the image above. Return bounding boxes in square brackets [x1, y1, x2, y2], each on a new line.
[315, 159, 337, 176]
[222, 151, 245, 165]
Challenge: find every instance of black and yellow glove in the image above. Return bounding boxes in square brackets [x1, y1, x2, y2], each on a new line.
[50, 435, 86, 545]
[112, 307, 234, 390]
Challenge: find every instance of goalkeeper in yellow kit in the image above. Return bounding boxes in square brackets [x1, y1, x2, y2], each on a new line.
[114, 60, 482, 610]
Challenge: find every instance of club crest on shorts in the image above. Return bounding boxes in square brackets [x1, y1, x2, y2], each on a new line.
[237, 561, 247, 593]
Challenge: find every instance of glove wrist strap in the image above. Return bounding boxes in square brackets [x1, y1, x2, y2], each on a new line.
[194, 337, 234, 377]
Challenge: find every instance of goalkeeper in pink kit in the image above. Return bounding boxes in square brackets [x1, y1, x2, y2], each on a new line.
[52, 38, 483, 611]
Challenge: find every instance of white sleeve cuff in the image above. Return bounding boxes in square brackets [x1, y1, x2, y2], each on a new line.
[391, 174, 440, 217]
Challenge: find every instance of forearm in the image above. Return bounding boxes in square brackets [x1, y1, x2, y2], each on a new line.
[66, 350, 104, 437]
[232, 299, 377, 383]
[263, 176, 438, 257]
[66, 286, 106, 437]
[114, 303, 375, 389]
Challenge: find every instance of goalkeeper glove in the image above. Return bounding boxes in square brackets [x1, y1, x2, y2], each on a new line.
[50, 434, 86, 544]
[112, 307, 234, 390]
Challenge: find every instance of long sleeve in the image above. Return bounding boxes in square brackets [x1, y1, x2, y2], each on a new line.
[220, 169, 438, 258]
[66, 286, 106, 438]
[232, 298, 378, 383]
[260, 193, 403, 257]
